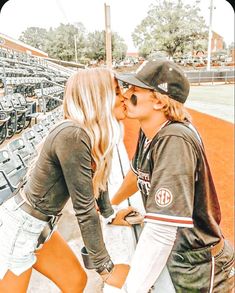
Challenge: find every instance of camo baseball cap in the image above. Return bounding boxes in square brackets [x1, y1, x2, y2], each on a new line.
[116, 59, 190, 103]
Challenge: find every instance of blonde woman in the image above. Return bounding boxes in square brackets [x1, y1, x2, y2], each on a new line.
[110, 60, 234, 293]
[0, 68, 132, 293]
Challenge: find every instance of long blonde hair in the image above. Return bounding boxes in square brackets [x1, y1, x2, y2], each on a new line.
[63, 67, 119, 198]
[154, 92, 192, 122]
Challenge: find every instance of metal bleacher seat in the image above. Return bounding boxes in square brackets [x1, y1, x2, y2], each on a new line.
[0, 96, 18, 138]
[32, 122, 48, 138]
[0, 171, 12, 204]
[53, 109, 63, 122]
[8, 94, 28, 132]
[47, 113, 58, 126]
[8, 137, 36, 167]
[40, 115, 54, 131]
[0, 111, 10, 144]
[22, 128, 42, 150]
[0, 95, 26, 135]
[0, 148, 27, 204]
[14, 93, 39, 128]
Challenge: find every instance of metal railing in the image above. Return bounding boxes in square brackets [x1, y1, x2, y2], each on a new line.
[185, 68, 235, 85]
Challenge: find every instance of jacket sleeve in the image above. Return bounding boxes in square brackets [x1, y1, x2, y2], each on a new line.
[52, 126, 111, 268]
[96, 187, 114, 218]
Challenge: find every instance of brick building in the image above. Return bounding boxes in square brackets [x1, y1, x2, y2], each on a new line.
[211, 31, 224, 52]
[0, 33, 48, 57]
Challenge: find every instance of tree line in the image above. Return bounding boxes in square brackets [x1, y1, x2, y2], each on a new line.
[19, 0, 209, 64]
[19, 23, 127, 64]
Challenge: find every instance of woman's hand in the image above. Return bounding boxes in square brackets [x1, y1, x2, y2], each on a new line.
[100, 264, 130, 289]
[111, 206, 136, 226]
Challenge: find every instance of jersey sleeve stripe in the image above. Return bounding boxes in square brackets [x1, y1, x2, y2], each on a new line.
[130, 161, 138, 176]
[144, 213, 194, 228]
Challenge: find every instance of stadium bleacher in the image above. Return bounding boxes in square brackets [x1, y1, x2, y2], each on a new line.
[0, 47, 72, 204]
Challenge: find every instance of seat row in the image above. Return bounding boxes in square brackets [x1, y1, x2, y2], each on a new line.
[0, 108, 63, 204]
[0, 48, 70, 85]
[0, 93, 38, 144]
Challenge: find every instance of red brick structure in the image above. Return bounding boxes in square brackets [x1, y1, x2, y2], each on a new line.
[126, 52, 139, 58]
[231, 48, 235, 62]
[0, 33, 48, 57]
[211, 31, 223, 52]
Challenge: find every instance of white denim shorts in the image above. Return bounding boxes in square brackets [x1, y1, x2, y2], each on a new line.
[0, 196, 48, 279]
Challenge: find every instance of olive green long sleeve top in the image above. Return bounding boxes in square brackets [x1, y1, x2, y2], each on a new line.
[24, 120, 113, 268]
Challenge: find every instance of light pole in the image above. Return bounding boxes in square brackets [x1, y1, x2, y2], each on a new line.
[195, 0, 215, 71]
[104, 3, 112, 68]
[74, 35, 78, 64]
[207, 0, 215, 71]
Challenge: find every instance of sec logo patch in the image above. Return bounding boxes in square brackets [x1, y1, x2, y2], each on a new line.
[155, 188, 173, 207]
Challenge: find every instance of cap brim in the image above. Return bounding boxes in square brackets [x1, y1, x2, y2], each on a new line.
[115, 73, 154, 90]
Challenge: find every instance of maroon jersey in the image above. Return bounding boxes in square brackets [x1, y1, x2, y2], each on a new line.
[131, 121, 223, 251]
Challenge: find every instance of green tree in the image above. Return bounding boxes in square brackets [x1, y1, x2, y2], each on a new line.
[111, 32, 128, 61]
[132, 0, 208, 58]
[19, 23, 87, 62]
[19, 24, 127, 63]
[228, 42, 234, 50]
[45, 23, 86, 61]
[86, 31, 106, 61]
[86, 31, 127, 62]
[19, 27, 48, 51]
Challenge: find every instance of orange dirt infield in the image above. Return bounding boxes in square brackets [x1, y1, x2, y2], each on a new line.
[122, 109, 234, 245]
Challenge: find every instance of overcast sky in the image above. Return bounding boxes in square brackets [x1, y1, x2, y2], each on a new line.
[0, 0, 234, 51]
